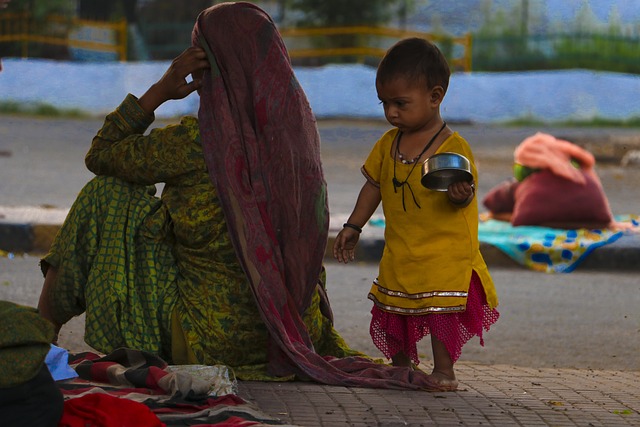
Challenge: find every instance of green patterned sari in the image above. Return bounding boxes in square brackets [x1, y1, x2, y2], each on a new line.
[42, 97, 357, 380]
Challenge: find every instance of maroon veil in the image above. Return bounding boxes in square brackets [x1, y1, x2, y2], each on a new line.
[193, 2, 438, 390]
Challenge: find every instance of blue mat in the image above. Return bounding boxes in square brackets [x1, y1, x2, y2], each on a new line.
[369, 215, 639, 273]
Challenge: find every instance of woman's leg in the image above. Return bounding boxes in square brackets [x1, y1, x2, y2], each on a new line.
[37, 176, 177, 358]
[36, 267, 61, 343]
[37, 175, 109, 330]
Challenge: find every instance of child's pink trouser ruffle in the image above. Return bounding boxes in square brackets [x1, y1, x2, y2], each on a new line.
[370, 271, 500, 365]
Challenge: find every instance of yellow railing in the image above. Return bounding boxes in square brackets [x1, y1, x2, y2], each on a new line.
[1, 14, 470, 71]
[280, 26, 472, 72]
[0, 13, 127, 61]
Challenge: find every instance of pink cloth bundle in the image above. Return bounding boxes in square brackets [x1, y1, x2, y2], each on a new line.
[514, 132, 595, 184]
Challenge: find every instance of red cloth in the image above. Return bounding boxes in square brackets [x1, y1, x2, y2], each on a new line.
[191, 2, 449, 390]
[484, 133, 614, 229]
[482, 179, 518, 214]
[59, 350, 271, 426]
[511, 169, 613, 228]
[59, 394, 165, 427]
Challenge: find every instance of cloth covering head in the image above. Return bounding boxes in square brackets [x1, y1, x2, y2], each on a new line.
[192, 0, 327, 374]
[191, 2, 443, 390]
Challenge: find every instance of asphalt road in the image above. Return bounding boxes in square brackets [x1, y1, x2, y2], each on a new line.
[1, 255, 638, 371]
[1, 115, 639, 372]
[2, 115, 640, 215]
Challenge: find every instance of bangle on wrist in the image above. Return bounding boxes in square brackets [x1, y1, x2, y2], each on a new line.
[343, 222, 363, 233]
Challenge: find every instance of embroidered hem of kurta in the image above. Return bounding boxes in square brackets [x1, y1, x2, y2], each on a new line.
[373, 278, 468, 299]
[368, 293, 467, 315]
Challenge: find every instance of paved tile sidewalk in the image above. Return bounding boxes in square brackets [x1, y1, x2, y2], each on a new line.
[238, 363, 640, 426]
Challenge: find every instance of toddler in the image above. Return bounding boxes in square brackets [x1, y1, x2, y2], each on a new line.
[333, 37, 500, 391]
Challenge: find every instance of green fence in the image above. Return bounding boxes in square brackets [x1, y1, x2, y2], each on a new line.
[472, 33, 640, 74]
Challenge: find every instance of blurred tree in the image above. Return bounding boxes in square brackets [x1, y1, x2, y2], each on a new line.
[138, 0, 213, 22]
[4, 0, 75, 19]
[1, 0, 76, 59]
[290, 0, 395, 27]
[134, 0, 213, 59]
[396, 0, 417, 29]
[77, 0, 138, 22]
[77, 1, 112, 20]
[281, 0, 402, 66]
[474, 0, 547, 72]
[572, 0, 600, 33]
[606, 6, 624, 36]
[274, 0, 290, 24]
[477, 0, 545, 36]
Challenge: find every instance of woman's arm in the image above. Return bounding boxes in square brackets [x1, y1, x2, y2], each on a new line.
[85, 47, 210, 184]
[138, 47, 209, 115]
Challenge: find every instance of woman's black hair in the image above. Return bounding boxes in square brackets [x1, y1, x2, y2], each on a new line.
[376, 37, 451, 94]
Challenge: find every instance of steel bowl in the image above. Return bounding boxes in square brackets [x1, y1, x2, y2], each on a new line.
[421, 152, 473, 191]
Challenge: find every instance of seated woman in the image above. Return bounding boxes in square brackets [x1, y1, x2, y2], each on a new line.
[37, 2, 441, 390]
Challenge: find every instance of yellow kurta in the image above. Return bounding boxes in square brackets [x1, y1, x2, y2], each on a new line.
[363, 129, 498, 314]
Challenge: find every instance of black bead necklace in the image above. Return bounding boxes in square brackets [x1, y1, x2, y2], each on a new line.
[392, 121, 447, 211]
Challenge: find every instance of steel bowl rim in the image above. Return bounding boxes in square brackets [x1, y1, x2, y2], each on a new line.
[421, 152, 472, 190]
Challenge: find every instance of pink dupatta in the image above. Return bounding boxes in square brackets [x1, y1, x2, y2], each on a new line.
[193, 2, 438, 390]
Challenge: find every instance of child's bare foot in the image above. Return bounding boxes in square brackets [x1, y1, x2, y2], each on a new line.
[391, 351, 413, 368]
[426, 369, 458, 391]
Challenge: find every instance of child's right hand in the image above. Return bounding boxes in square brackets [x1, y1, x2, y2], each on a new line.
[333, 227, 360, 263]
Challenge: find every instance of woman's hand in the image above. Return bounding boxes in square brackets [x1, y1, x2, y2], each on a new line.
[138, 47, 210, 114]
[448, 180, 475, 207]
[333, 227, 361, 263]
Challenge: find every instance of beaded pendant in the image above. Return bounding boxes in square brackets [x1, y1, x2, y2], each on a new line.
[397, 152, 421, 164]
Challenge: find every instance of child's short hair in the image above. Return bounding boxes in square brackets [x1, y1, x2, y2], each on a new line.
[376, 37, 451, 94]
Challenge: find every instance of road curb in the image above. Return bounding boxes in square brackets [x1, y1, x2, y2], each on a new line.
[326, 232, 640, 271]
[3, 206, 638, 272]
[0, 222, 61, 254]
[0, 206, 67, 254]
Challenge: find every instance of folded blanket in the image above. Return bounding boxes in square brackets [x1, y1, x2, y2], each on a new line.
[368, 215, 639, 273]
[478, 215, 639, 273]
[57, 348, 292, 427]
